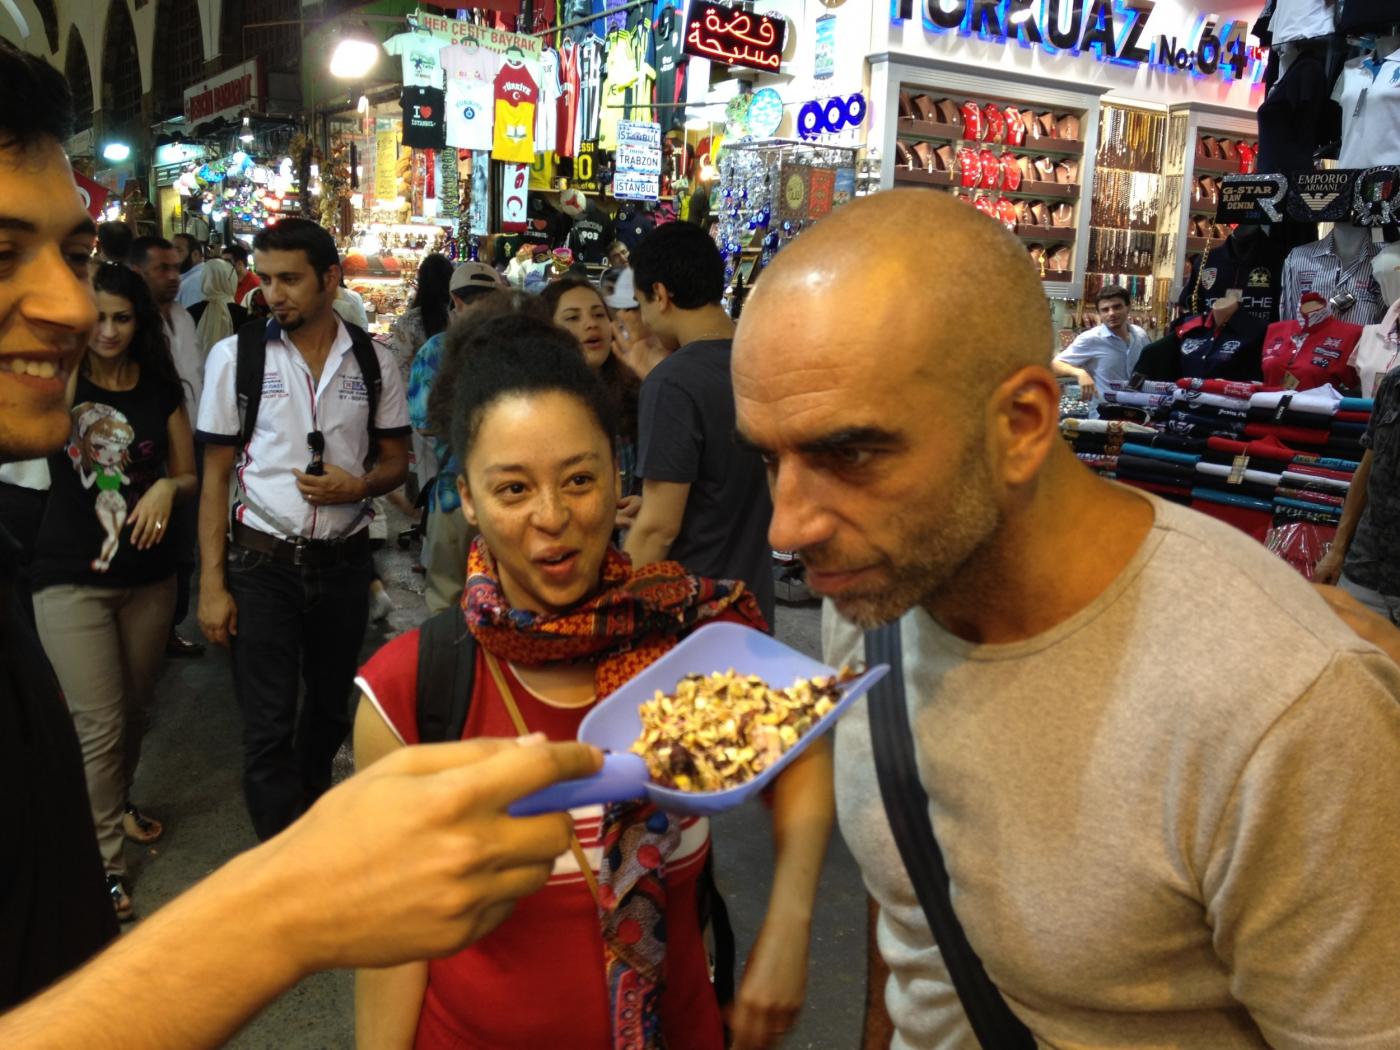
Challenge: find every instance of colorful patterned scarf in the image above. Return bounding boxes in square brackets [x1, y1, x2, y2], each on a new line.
[461, 537, 766, 1049]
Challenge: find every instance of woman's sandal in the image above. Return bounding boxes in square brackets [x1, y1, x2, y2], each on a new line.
[108, 873, 134, 922]
[123, 804, 164, 845]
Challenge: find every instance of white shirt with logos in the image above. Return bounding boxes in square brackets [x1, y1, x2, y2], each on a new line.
[165, 303, 202, 422]
[384, 31, 446, 89]
[195, 319, 410, 541]
[442, 41, 498, 151]
[1332, 47, 1400, 168]
[1268, 0, 1335, 45]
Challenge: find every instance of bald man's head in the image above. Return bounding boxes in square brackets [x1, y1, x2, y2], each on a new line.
[733, 190, 1066, 626]
[740, 189, 1052, 408]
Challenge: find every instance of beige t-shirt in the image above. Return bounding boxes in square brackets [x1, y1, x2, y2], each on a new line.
[827, 493, 1400, 1049]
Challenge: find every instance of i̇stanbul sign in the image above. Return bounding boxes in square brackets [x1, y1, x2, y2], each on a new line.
[891, 0, 1268, 85]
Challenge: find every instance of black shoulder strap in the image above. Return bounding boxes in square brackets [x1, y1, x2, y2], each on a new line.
[864, 621, 1036, 1049]
[416, 609, 477, 744]
[234, 320, 271, 448]
[346, 324, 383, 470]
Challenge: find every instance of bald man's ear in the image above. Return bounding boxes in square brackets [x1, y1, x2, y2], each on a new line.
[989, 367, 1061, 487]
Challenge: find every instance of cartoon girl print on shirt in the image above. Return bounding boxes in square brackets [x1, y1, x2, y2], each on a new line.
[67, 402, 136, 572]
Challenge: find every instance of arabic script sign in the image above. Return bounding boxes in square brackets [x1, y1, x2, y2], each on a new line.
[683, 0, 786, 72]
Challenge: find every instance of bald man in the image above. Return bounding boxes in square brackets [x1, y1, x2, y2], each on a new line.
[733, 190, 1400, 1049]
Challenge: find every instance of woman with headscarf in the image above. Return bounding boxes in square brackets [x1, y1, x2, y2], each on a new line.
[187, 258, 247, 358]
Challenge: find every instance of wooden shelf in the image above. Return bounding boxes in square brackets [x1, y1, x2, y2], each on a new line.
[897, 117, 1085, 157]
[1014, 224, 1075, 242]
[1186, 235, 1227, 253]
[1039, 269, 1073, 282]
[893, 168, 1079, 201]
[1193, 156, 1248, 176]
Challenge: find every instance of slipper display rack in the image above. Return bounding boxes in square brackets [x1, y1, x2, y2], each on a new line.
[869, 56, 1108, 300]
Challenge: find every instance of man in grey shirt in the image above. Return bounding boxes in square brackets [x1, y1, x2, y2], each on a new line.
[733, 190, 1400, 1048]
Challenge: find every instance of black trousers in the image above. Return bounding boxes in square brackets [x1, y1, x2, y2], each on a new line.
[226, 541, 372, 841]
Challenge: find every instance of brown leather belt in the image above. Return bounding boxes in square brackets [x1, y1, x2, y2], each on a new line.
[230, 521, 370, 567]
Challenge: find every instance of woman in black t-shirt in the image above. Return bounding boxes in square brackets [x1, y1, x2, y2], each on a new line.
[31, 264, 197, 922]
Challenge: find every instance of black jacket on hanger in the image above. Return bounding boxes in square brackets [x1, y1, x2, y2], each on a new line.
[1257, 49, 1342, 173]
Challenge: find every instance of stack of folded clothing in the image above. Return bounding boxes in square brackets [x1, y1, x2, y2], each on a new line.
[1328, 395, 1373, 461]
[1060, 417, 1158, 460]
[1113, 440, 1200, 504]
[1190, 434, 1297, 538]
[1243, 386, 1340, 450]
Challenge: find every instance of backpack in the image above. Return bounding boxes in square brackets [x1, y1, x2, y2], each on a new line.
[412, 608, 737, 1007]
[235, 319, 384, 469]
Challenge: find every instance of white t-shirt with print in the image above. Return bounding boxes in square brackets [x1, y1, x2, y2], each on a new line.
[384, 32, 446, 89]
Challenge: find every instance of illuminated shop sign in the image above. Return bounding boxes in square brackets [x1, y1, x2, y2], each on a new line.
[684, 0, 787, 72]
[891, 0, 1267, 84]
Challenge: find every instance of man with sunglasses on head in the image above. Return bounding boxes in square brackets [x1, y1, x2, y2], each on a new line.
[196, 218, 413, 841]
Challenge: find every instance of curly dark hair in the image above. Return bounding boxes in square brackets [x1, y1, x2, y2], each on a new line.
[536, 277, 639, 450]
[89, 263, 186, 402]
[412, 253, 456, 340]
[433, 308, 618, 477]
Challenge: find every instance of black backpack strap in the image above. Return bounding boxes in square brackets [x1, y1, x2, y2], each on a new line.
[415, 608, 477, 744]
[345, 324, 383, 470]
[234, 319, 272, 448]
[865, 621, 1035, 1049]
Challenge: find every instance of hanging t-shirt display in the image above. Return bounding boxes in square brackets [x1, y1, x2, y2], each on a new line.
[599, 30, 638, 150]
[558, 39, 582, 157]
[523, 195, 571, 247]
[493, 54, 540, 164]
[384, 31, 446, 89]
[653, 6, 687, 131]
[402, 86, 447, 150]
[536, 48, 563, 154]
[614, 203, 657, 250]
[1179, 229, 1290, 325]
[1331, 46, 1400, 168]
[576, 35, 605, 148]
[566, 201, 615, 262]
[442, 41, 499, 152]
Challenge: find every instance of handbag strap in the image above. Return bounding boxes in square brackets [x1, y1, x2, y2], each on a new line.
[865, 621, 1035, 1049]
[482, 650, 602, 906]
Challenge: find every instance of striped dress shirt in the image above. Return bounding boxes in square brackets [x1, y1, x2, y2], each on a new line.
[1280, 233, 1387, 326]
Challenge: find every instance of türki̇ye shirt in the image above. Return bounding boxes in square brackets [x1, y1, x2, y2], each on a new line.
[828, 492, 1400, 1049]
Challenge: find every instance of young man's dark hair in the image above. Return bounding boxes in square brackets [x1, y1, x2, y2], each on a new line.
[253, 218, 341, 282]
[128, 235, 175, 268]
[96, 222, 134, 263]
[223, 241, 250, 266]
[0, 38, 73, 151]
[630, 221, 725, 309]
[1096, 285, 1131, 308]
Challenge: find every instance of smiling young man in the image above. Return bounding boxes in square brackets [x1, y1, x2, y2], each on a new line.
[0, 37, 117, 1010]
[196, 218, 413, 841]
[733, 190, 1400, 1049]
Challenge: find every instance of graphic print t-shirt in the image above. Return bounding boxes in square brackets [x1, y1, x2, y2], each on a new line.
[493, 61, 540, 163]
[401, 86, 447, 149]
[536, 48, 563, 153]
[384, 32, 446, 88]
[653, 6, 687, 131]
[32, 372, 183, 590]
[442, 42, 498, 152]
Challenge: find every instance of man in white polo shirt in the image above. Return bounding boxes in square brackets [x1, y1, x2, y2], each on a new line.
[1052, 284, 1148, 406]
[195, 219, 410, 841]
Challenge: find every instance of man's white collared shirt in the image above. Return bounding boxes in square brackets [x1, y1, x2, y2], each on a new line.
[195, 319, 409, 541]
[1055, 323, 1150, 404]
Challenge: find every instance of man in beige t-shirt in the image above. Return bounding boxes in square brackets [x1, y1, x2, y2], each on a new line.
[732, 191, 1400, 1049]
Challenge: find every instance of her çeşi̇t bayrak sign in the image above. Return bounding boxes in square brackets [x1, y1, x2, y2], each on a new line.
[891, 0, 1268, 85]
[184, 59, 265, 125]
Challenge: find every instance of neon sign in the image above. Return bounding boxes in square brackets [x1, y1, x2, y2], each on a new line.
[891, 0, 1267, 85]
[684, 0, 786, 72]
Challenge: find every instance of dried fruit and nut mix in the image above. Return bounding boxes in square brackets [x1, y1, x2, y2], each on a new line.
[630, 668, 856, 792]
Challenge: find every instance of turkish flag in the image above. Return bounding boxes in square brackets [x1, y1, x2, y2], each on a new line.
[72, 171, 110, 220]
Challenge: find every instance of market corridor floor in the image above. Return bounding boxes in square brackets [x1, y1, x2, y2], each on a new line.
[124, 527, 863, 1049]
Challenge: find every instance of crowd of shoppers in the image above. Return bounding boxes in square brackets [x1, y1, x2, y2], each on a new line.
[5, 32, 1400, 1050]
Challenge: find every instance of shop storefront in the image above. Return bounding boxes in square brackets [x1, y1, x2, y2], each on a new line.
[862, 0, 1268, 332]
